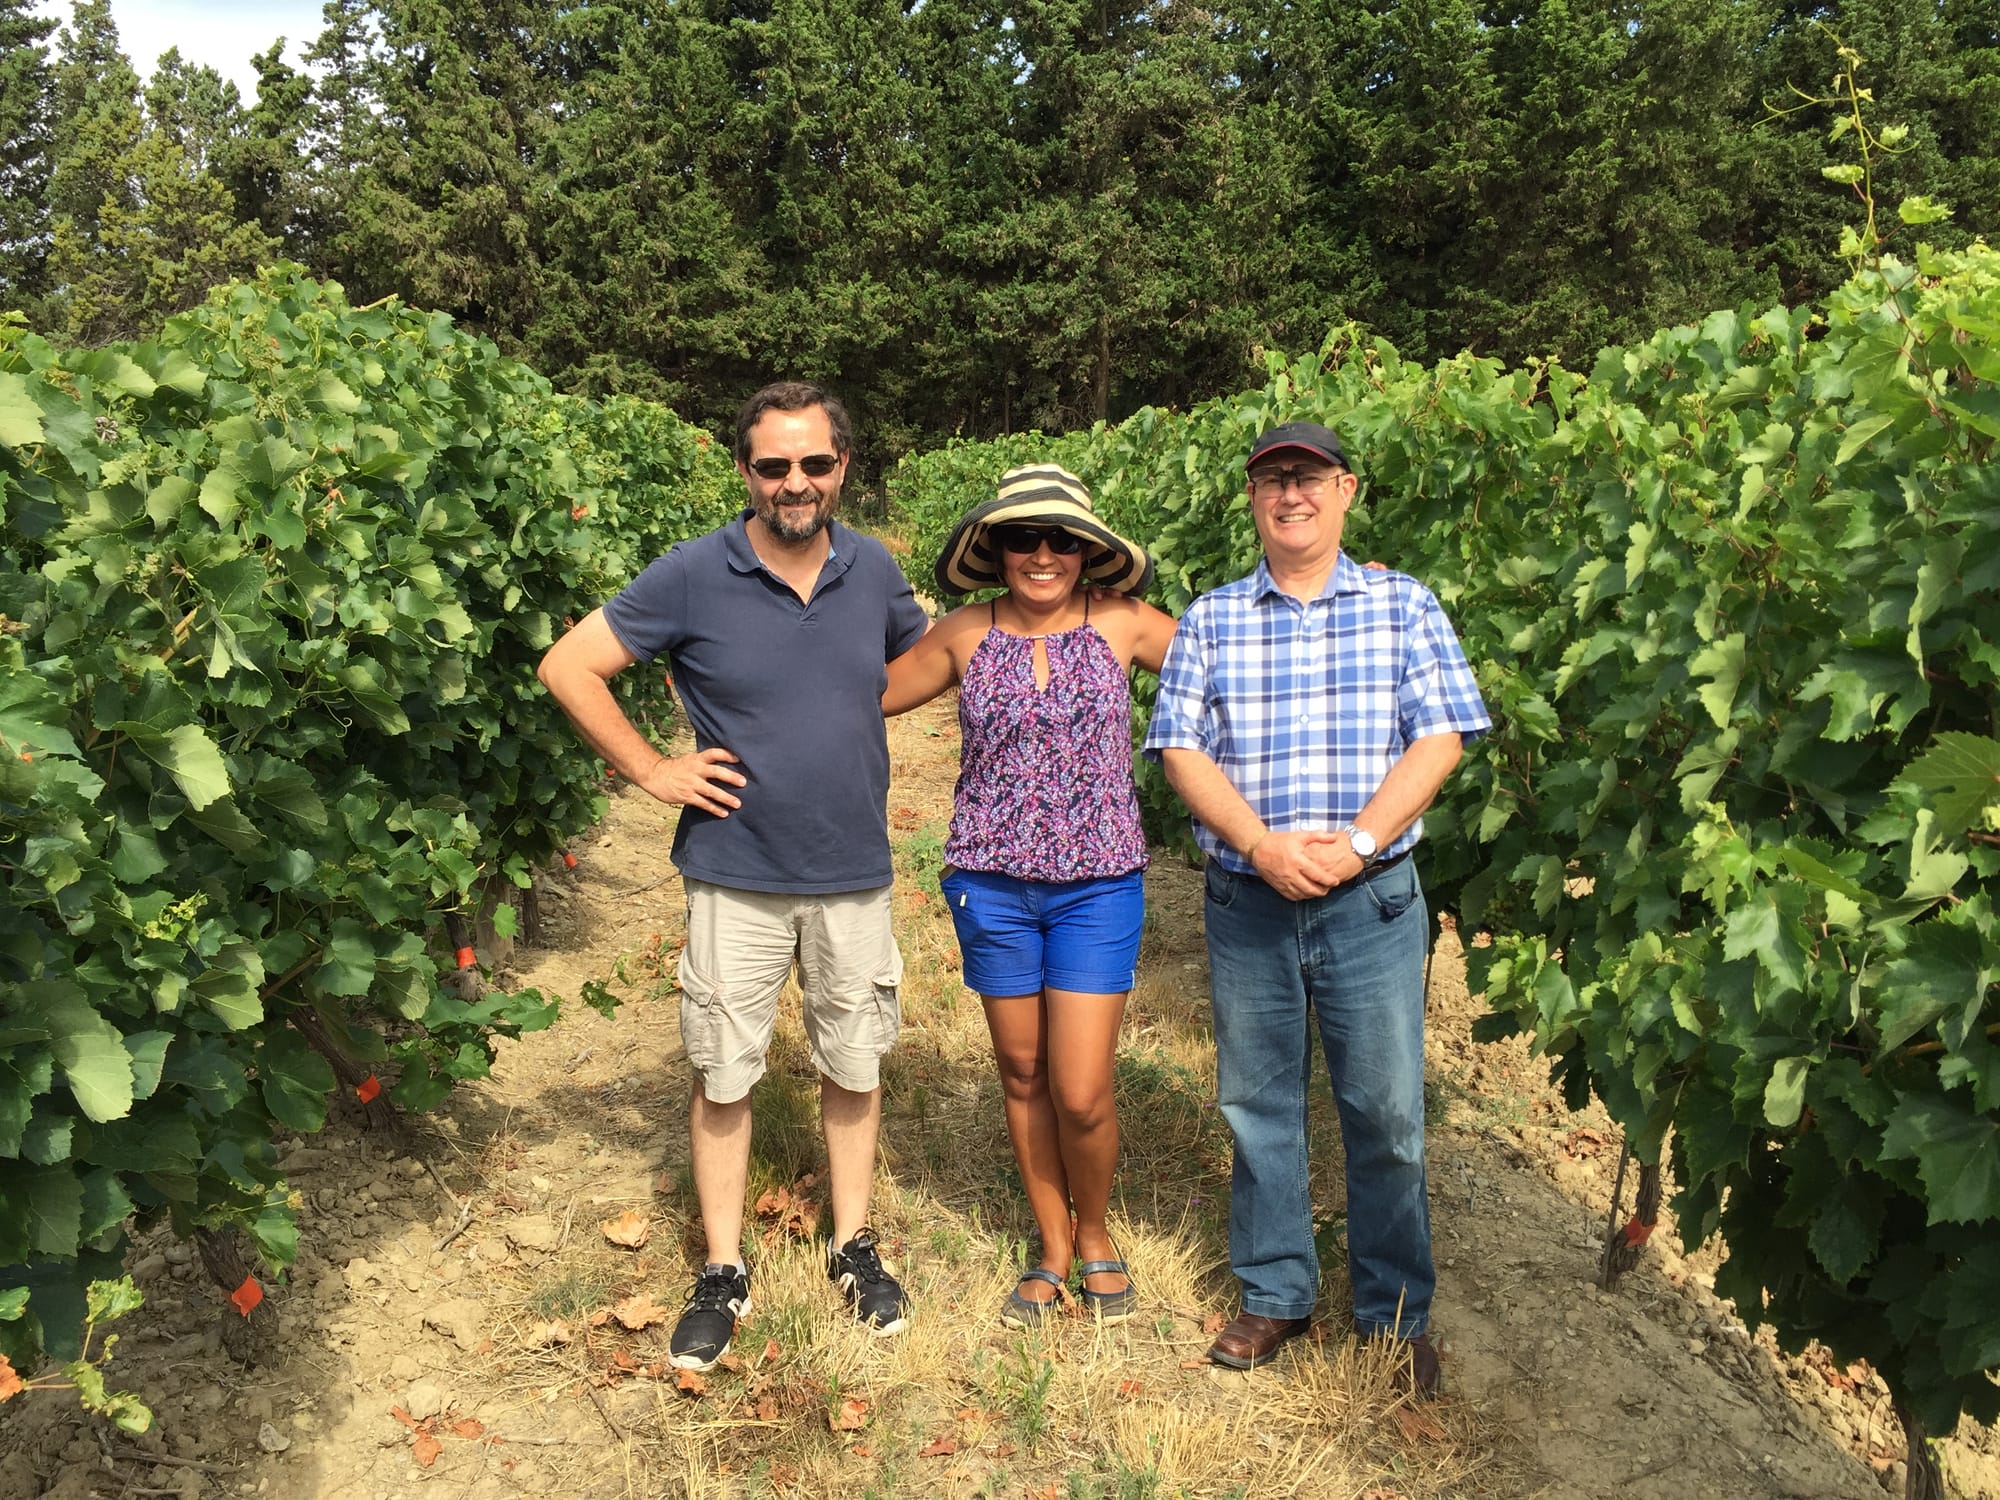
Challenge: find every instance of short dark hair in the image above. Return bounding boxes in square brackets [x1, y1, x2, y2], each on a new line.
[733, 381, 853, 463]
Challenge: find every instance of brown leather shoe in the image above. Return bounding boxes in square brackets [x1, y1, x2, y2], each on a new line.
[1207, 1312, 1310, 1370]
[1368, 1331, 1441, 1398]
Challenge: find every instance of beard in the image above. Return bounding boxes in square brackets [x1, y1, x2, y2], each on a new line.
[756, 491, 834, 545]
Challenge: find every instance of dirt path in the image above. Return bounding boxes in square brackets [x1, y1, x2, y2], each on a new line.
[3, 702, 1996, 1499]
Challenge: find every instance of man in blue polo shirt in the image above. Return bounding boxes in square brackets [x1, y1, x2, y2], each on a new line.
[1144, 421, 1489, 1398]
[538, 381, 928, 1370]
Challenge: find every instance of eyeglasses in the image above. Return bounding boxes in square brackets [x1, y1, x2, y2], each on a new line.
[1248, 466, 1339, 501]
[992, 525, 1085, 556]
[748, 453, 841, 480]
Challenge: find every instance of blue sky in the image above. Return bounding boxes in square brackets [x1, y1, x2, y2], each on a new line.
[34, 0, 331, 100]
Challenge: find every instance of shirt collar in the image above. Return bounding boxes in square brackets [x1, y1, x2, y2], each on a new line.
[724, 508, 848, 577]
[1249, 550, 1369, 602]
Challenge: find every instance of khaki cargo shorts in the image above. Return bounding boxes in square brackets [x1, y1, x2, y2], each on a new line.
[677, 879, 904, 1104]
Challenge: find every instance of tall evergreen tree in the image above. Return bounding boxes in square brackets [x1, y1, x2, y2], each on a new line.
[0, 0, 57, 315]
[46, 0, 141, 250]
[530, 0, 767, 424]
[45, 0, 274, 343]
[214, 39, 318, 251]
[331, 0, 556, 342]
[144, 47, 242, 173]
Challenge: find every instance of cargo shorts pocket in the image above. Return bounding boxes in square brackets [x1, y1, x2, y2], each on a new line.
[870, 942, 905, 1054]
[676, 950, 723, 1072]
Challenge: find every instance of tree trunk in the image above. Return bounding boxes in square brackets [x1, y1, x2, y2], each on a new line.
[195, 1229, 280, 1366]
[1896, 1401, 1947, 1500]
[289, 1007, 400, 1132]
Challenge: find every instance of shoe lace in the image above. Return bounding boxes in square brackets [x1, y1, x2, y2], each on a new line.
[835, 1231, 894, 1289]
[685, 1268, 744, 1311]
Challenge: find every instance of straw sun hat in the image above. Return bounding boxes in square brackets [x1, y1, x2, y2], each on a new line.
[933, 464, 1153, 596]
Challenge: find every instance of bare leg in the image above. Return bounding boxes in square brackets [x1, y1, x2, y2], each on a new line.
[821, 1076, 882, 1247]
[1044, 987, 1129, 1294]
[985, 992, 1073, 1300]
[690, 1086, 753, 1266]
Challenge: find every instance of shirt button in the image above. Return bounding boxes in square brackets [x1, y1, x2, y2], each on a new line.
[1298, 713, 1310, 725]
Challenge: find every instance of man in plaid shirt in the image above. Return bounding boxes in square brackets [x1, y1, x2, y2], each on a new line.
[1144, 420, 1489, 1397]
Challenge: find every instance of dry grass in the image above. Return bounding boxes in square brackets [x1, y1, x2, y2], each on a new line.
[457, 700, 1510, 1498]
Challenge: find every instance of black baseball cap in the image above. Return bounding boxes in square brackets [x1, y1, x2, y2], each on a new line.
[1247, 421, 1349, 471]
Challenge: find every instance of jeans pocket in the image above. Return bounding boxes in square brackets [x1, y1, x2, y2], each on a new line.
[1363, 858, 1419, 922]
[1204, 859, 1238, 909]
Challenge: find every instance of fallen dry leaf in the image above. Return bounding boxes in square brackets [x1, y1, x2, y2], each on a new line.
[674, 1369, 707, 1396]
[412, 1433, 443, 1468]
[474, 1338, 495, 1355]
[527, 1320, 571, 1347]
[1116, 1379, 1145, 1399]
[752, 1187, 792, 1219]
[586, 1309, 610, 1327]
[598, 1210, 651, 1248]
[718, 1351, 744, 1372]
[0, 1356, 21, 1404]
[451, 1418, 484, 1440]
[1178, 1358, 1208, 1369]
[755, 1396, 779, 1422]
[609, 1293, 670, 1331]
[830, 1396, 869, 1431]
[1201, 1312, 1227, 1334]
[850, 1442, 874, 1458]
[611, 1349, 638, 1371]
[994, 1441, 1017, 1459]
[1391, 1405, 1448, 1444]
[760, 1338, 781, 1366]
[919, 1435, 958, 1458]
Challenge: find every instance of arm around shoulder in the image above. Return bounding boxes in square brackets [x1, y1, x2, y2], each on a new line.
[883, 605, 973, 716]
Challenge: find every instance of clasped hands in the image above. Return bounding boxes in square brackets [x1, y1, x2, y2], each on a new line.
[1248, 829, 1368, 900]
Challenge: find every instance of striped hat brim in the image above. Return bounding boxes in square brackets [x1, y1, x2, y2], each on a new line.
[933, 495, 1153, 596]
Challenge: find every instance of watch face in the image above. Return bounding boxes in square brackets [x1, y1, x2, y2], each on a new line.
[1348, 828, 1376, 859]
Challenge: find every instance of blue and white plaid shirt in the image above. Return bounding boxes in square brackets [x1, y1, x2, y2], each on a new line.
[1143, 552, 1490, 873]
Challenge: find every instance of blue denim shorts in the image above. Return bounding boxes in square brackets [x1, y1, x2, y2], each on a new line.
[939, 867, 1145, 997]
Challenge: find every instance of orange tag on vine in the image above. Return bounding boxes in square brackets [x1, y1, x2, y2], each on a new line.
[230, 1276, 263, 1317]
[455, 946, 477, 969]
[356, 1074, 382, 1104]
[562, 852, 579, 869]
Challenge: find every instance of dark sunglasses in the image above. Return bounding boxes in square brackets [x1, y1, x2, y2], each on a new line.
[747, 453, 841, 480]
[992, 524, 1085, 556]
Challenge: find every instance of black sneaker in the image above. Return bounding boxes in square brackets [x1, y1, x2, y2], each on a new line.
[826, 1229, 908, 1335]
[669, 1264, 751, 1371]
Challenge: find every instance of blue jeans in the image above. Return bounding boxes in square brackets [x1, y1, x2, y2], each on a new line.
[1203, 855, 1433, 1337]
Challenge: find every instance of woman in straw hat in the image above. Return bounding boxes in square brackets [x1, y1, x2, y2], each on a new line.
[884, 464, 1175, 1327]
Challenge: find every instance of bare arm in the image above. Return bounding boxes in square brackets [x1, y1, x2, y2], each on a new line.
[1321, 731, 1465, 885]
[1160, 747, 1344, 900]
[1127, 599, 1179, 675]
[536, 609, 747, 817]
[882, 609, 968, 716]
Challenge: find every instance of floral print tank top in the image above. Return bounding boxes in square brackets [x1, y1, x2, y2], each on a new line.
[945, 608, 1149, 883]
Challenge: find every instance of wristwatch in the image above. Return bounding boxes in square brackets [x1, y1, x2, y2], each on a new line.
[1341, 824, 1377, 864]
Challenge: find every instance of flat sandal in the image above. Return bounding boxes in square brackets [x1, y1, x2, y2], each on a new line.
[1001, 1266, 1070, 1329]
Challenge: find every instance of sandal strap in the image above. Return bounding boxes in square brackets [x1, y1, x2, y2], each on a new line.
[1076, 1260, 1128, 1278]
[1017, 1267, 1068, 1290]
